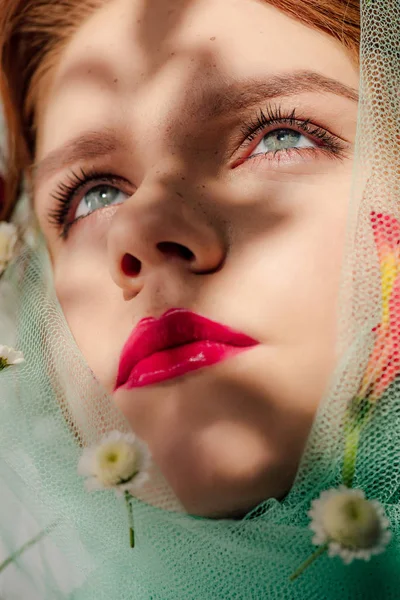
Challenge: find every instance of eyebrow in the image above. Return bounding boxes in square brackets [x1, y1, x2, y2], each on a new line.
[200, 70, 359, 120]
[34, 70, 358, 185]
[33, 130, 120, 187]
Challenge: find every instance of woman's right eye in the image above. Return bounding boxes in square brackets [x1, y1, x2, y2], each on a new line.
[48, 170, 133, 238]
[74, 184, 129, 219]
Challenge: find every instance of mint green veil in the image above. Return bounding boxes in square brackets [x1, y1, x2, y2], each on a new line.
[1, 1, 400, 597]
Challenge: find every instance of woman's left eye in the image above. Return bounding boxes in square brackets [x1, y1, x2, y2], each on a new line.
[236, 105, 347, 166]
[249, 128, 315, 157]
[74, 184, 128, 219]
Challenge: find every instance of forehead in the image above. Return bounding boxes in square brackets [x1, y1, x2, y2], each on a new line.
[36, 0, 358, 158]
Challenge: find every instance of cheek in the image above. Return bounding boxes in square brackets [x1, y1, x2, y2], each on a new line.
[228, 174, 350, 404]
[52, 243, 122, 391]
[272, 222, 345, 339]
[258, 177, 350, 340]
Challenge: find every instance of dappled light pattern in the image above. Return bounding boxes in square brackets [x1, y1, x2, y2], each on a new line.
[0, 1, 400, 598]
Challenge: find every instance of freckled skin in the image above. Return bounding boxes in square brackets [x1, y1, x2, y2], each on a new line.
[34, 0, 358, 517]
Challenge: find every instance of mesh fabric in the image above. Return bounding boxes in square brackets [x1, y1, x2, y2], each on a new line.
[0, 0, 400, 597]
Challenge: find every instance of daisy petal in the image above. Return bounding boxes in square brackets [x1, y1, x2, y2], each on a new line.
[309, 486, 391, 565]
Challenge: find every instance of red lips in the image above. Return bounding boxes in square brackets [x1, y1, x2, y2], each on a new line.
[115, 308, 259, 389]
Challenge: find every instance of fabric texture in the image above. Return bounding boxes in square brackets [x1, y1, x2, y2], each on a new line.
[0, 0, 400, 597]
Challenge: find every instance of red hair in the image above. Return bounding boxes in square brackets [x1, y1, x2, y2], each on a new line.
[0, 0, 360, 219]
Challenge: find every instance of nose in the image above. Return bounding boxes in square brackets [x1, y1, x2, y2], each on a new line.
[108, 179, 227, 296]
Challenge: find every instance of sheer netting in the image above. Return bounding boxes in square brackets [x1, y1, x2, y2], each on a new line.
[0, 0, 400, 598]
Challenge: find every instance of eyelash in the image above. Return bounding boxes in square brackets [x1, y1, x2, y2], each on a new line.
[239, 104, 347, 163]
[48, 169, 127, 239]
[48, 103, 347, 238]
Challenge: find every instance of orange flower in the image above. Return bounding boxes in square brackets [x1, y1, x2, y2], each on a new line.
[358, 212, 400, 401]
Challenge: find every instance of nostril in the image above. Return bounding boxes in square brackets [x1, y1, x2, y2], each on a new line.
[157, 241, 195, 261]
[121, 253, 142, 276]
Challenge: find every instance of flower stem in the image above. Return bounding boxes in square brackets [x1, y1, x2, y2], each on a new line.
[125, 491, 135, 548]
[342, 423, 361, 488]
[0, 523, 56, 574]
[289, 543, 329, 582]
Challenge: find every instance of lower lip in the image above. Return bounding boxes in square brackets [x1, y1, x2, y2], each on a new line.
[122, 341, 253, 389]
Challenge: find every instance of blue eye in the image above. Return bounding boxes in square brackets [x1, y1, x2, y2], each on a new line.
[75, 185, 128, 219]
[49, 170, 133, 239]
[250, 128, 316, 158]
[238, 105, 348, 168]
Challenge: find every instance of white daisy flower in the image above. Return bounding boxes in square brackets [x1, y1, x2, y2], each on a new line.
[0, 222, 17, 275]
[309, 485, 391, 564]
[78, 430, 151, 497]
[0, 345, 24, 371]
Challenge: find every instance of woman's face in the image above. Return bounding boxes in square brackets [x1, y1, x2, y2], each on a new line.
[33, 0, 359, 517]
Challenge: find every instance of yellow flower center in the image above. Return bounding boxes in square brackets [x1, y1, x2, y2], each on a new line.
[106, 452, 118, 463]
[322, 494, 381, 549]
[94, 440, 140, 487]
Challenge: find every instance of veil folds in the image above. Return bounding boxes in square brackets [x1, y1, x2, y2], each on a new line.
[0, 1, 400, 597]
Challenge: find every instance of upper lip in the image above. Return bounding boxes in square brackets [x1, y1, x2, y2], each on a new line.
[115, 308, 259, 389]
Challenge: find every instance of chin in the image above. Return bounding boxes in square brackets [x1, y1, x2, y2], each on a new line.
[166, 474, 294, 520]
[151, 431, 298, 519]
[113, 360, 303, 519]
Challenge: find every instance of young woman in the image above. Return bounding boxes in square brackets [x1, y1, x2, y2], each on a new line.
[0, 0, 399, 598]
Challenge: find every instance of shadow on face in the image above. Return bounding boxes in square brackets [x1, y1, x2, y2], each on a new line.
[32, 0, 359, 517]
